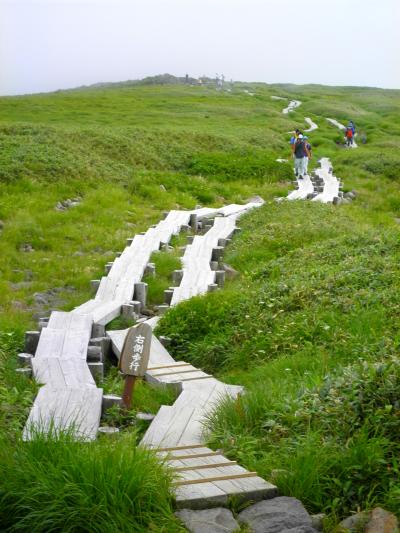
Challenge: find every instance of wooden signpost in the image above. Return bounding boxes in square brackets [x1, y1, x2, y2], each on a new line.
[119, 323, 152, 410]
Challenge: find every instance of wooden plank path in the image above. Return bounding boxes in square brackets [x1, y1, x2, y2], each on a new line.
[282, 100, 302, 114]
[23, 311, 102, 440]
[287, 158, 341, 204]
[23, 202, 263, 443]
[171, 200, 263, 305]
[72, 209, 201, 325]
[311, 157, 340, 203]
[108, 318, 277, 509]
[287, 173, 315, 200]
[107, 201, 276, 508]
[304, 117, 318, 132]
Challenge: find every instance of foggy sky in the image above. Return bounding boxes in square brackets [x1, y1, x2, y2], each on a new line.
[0, 0, 399, 96]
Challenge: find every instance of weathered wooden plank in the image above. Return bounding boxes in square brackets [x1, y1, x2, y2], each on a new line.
[150, 366, 202, 377]
[35, 328, 65, 359]
[174, 462, 237, 472]
[174, 472, 259, 486]
[47, 311, 92, 332]
[167, 451, 221, 460]
[140, 405, 176, 447]
[147, 371, 210, 385]
[146, 405, 198, 448]
[174, 450, 277, 497]
[24, 386, 102, 441]
[172, 449, 277, 508]
[158, 443, 205, 452]
[32, 357, 96, 388]
[147, 363, 192, 371]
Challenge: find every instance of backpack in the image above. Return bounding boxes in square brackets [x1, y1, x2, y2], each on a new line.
[346, 128, 353, 138]
[294, 140, 306, 158]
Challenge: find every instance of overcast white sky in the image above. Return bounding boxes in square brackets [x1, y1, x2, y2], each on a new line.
[0, 0, 399, 96]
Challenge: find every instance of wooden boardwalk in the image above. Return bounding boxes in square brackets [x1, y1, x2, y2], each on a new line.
[108, 318, 277, 509]
[311, 157, 340, 203]
[107, 200, 277, 508]
[287, 158, 341, 204]
[23, 202, 263, 443]
[24, 311, 101, 440]
[287, 174, 315, 200]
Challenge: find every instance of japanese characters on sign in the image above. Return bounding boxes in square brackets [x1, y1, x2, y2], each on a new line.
[119, 323, 152, 377]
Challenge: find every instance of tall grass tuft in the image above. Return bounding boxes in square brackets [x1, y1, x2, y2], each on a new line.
[0, 433, 182, 532]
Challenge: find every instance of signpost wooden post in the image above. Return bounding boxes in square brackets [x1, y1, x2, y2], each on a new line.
[118, 323, 152, 410]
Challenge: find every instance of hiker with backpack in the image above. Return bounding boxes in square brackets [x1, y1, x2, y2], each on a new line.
[292, 134, 311, 178]
[303, 136, 312, 175]
[348, 120, 356, 135]
[290, 128, 301, 148]
[345, 126, 354, 146]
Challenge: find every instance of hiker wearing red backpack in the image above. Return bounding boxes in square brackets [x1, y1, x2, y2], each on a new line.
[345, 127, 354, 146]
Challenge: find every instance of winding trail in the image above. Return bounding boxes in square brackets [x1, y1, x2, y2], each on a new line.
[23, 200, 277, 509]
[287, 158, 341, 204]
[326, 117, 346, 130]
[287, 174, 314, 200]
[311, 158, 340, 203]
[282, 100, 302, 114]
[279, 101, 352, 202]
[23, 203, 262, 441]
[104, 200, 278, 508]
[304, 117, 318, 132]
[326, 118, 358, 148]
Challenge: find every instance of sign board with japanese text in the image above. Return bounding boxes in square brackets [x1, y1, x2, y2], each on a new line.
[119, 323, 152, 377]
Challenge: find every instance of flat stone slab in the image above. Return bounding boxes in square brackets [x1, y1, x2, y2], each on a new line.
[238, 496, 316, 533]
[279, 526, 317, 533]
[365, 507, 399, 533]
[176, 508, 239, 533]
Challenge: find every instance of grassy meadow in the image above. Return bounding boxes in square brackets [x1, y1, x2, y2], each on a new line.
[0, 79, 399, 530]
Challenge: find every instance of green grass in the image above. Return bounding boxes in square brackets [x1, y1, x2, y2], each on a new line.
[1, 79, 400, 529]
[0, 433, 184, 532]
[156, 201, 400, 522]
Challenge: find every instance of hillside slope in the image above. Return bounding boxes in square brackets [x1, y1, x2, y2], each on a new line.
[0, 81, 399, 530]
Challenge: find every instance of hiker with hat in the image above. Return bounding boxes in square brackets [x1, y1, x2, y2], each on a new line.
[292, 134, 311, 179]
[289, 128, 301, 148]
[302, 136, 312, 175]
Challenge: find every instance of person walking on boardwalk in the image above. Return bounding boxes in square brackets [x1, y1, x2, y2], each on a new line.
[303, 135, 312, 175]
[292, 134, 310, 178]
[345, 126, 354, 146]
[290, 128, 301, 149]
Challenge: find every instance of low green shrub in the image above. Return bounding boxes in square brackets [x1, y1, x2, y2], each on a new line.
[186, 150, 292, 182]
[206, 358, 400, 519]
[360, 153, 400, 180]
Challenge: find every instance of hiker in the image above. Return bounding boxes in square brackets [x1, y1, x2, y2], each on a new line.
[293, 134, 310, 178]
[348, 120, 356, 135]
[303, 136, 312, 175]
[290, 129, 301, 147]
[345, 126, 354, 146]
